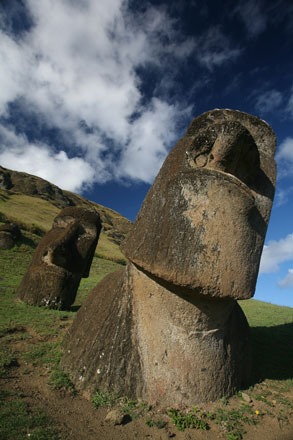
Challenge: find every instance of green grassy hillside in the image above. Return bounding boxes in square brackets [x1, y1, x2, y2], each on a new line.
[0, 166, 132, 264]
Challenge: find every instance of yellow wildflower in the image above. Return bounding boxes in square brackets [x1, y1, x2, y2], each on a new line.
[255, 410, 259, 415]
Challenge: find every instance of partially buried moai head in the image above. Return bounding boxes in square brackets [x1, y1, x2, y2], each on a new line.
[47, 207, 102, 278]
[0, 223, 21, 249]
[17, 207, 102, 309]
[121, 109, 276, 300]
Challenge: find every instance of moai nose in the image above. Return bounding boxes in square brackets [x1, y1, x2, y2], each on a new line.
[207, 122, 260, 186]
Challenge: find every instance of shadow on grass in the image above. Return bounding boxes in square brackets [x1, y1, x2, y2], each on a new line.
[16, 235, 36, 249]
[250, 323, 293, 383]
[68, 305, 80, 313]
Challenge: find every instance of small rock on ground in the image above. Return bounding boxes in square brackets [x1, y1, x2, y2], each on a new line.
[105, 409, 126, 426]
[242, 392, 252, 403]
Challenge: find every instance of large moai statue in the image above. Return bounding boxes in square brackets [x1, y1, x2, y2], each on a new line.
[17, 207, 102, 309]
[61, 109, 276, 407]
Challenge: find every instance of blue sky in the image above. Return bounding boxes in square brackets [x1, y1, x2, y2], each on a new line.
[0, 0, 293, 307]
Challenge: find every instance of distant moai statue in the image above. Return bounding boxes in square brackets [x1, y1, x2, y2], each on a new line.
[17, 207, 102, 309]
[0, 223, 21, 249]
[61, 109, 276, 407]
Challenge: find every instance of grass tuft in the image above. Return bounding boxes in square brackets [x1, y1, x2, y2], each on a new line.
[166, 408, 209, 432]
[23, 342, 62, 367]
[145, 418, 166, 429]
[48, 368, 76, 395]
[214, 404, 258, 439]
[91, 390, 118, 409]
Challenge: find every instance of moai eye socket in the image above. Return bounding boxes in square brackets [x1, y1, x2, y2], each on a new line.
[186, 131, 217, 169]
[186, 121, 260, 189]
[194, 153, 208, 167]
[206, 123, 260, 187]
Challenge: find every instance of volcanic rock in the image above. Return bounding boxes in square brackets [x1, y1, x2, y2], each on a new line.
[105, 409, 127, 425]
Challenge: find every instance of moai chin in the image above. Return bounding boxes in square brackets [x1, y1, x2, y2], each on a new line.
[61, 109, 276, 407]
[17, 207, 102, 309]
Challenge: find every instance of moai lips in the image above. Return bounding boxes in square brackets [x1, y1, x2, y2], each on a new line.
[17, 207, 101, 309]
[121, 110, 276, 299]
[61, 109, 276, 407]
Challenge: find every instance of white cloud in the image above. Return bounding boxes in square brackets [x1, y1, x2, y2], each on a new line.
[234, 0, 267, 38]
[255, 89, 283, 114]
[276, 137, 293, 179]
[0, 31, 29, 115]
[0, 125, 95, 192]
[277, 137, 293, 161]
[275, 186, 293, 207]
[278, 269, 293, 289]
[118, 98, 191, 182]
[0, 0, 241, 192]
[259, 233, 293, 273]
[195, 27, 241, 71]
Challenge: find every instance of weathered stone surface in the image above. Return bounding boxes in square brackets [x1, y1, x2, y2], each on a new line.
[17, 207, 101, 309]
[0, 223, 21, 249]
[121, 109, 276, 300]
[61, 109, 276, 407]
[61, 267, 143, 397]
[61, 263, 251, 406]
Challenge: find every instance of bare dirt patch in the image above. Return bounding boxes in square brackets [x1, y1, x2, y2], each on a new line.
[1, 356, 293, 440]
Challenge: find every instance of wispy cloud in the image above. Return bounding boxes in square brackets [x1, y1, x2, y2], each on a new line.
[277, 137, 293, 161]
[259, 233, 293, 274]
[255, 89, 283, 114]
[275, 186, 293, 207]
[276, 137, 293, 180]
[278, 268, 293, 289]
[195, 27, 241, 71]
[234, 0, 267, 38]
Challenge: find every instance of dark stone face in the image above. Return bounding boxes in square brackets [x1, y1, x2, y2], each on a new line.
[17, 207, 102, 309]
[48, 209, 101, 278]
[121, 109, 277, 299]
[0, 223, 21, 249]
